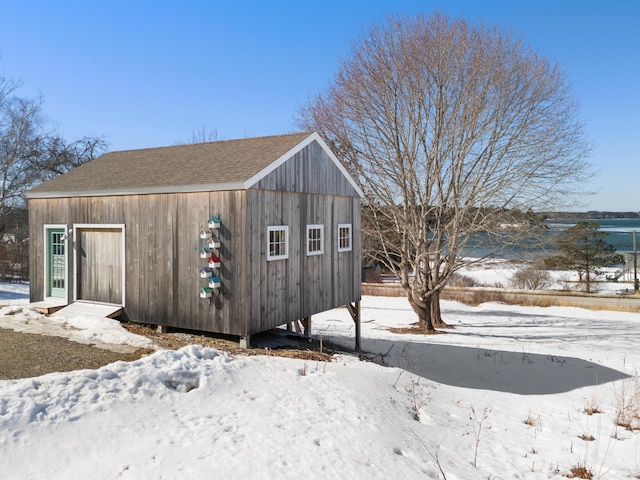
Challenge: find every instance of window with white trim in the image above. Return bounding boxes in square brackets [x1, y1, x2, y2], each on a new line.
[337, 223, 352, 252]
[267, 225, 289, 260]
[306, 224, 324, 256]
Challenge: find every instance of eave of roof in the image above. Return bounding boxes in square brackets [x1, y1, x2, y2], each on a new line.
[25, 182, 248, 199]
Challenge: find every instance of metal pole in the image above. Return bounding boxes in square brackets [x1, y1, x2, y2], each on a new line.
[634, 230, 638, 293]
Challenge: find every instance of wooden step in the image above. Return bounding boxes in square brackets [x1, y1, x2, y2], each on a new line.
[51, 302, 123, 319]
[30, 300, 68, 315]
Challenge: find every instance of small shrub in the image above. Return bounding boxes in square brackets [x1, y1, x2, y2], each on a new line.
[448, 272, 477, 287]
[558, 274, 574, 291]
[584, 392, 602, 416]
[407, 377, 434, 421]
[567, 465, 593, 479]
[524, 410, 542, 429]
[615, 376, 640, 431]
[465, 406, 494, 468]
[583, 405, 601, 415]
[510, 266, 552, 290]
[465, 290, 506, 306]
[584, 399, 602, 416]
[363, 267, 383, 283]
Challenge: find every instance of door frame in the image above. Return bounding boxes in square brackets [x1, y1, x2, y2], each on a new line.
[43, 224, 69, 302]
[73, 224, 126, 306]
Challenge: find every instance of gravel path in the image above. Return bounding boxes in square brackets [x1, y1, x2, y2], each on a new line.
[0, 328, 147, 380]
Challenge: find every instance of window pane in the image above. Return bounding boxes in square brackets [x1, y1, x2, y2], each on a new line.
[268, 226, 289, 260]
[338, 224, 352, 252]
[307, 225, 323, 255]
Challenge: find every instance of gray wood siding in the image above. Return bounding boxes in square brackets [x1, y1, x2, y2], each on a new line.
[245, 190, 361, 334]
[253, 141, 360, 198]
[29, 192, 250, 336]
[29, 198, 72, 304]
[28, 148, 361, 337]
[77, 228, 123, 304]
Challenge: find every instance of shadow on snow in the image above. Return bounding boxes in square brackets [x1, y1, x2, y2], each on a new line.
[357, 337, 629, 395]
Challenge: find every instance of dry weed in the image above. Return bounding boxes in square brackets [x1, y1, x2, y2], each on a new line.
[524, 410, 542, 429]
[583, 405, 602, 416]
[615, 375, 640, 431]
[567, 464, 593, 479]
[584, 391, 602, 416]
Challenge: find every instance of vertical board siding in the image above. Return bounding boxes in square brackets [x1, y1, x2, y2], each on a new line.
[254, 141, 360, 198]
[28, 198, 72, 303]
[29, 191, 250, 336]
[30, 188, 360, 337]
[245, 189, 360, 334]
[77, 228, 123, 304]
[28, 144, 360, 337]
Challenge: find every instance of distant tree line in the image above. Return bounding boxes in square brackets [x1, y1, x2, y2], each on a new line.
[547, 211, 640, 220]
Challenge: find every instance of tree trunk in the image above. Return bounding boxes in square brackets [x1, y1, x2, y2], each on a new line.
[406, 289, 435, 331]
[430, 290, 451, 328]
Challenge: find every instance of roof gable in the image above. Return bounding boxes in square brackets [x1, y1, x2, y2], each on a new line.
[251, 136, 362, 197]
[28, 132, 360, 198]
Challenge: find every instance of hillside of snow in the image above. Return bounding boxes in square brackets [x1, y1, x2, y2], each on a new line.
[1, 282, 640, 479]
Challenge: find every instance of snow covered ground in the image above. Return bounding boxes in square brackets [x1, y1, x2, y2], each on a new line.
[1, 281, 640, 479]
[456, 258, 635, 295]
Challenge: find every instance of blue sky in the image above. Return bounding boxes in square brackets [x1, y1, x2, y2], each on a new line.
[1, 0, 638, 211]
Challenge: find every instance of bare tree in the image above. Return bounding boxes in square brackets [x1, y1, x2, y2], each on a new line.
[0, 68, 107, 230]
[36, 135, 109, 182]
[190, 126, 220, 144]
[298, 13, 592, 330]
[175, 126, 222, 145]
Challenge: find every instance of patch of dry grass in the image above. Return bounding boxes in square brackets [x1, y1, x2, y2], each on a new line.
[387, 326, 447, 335]
[567, 465, 593, 479]
[614, 375, 640, 431]
[524, 410, 542, 429]
[584, 391, 602, 416]
[123, 322, 335, 361]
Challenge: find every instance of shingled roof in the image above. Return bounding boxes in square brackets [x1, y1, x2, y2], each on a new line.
[27, 131, 324, 198]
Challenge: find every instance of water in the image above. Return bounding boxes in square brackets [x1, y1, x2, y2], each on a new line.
[462, 218, 640, 259]
[547, 218, 640, 254]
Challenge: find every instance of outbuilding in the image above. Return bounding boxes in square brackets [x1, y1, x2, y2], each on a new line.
[27, 132, 362, 347]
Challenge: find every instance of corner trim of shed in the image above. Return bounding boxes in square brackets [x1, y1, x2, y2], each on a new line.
[243, 132, 365, 198]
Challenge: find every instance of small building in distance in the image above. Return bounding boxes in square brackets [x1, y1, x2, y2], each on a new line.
[26, 132, 363, 346]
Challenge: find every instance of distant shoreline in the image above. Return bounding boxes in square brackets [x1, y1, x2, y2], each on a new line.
[545, 211, 640, 220]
